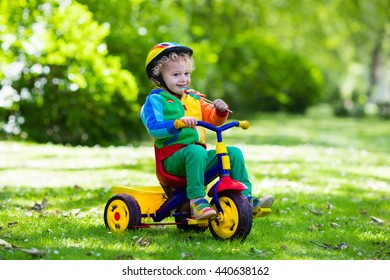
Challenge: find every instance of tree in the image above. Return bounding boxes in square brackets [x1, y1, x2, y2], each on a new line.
[79, 0, 322, 114]
[256, 0, 390, 115]
[0, 0, 140, 145]
[3, 0, 386, 145]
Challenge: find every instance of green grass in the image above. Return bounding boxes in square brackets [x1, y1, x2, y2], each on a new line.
[1, 112, 389, 260]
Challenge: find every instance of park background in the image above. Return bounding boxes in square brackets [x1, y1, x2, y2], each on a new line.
[1, 0, 389, 145]
[0, 0, 389, 260]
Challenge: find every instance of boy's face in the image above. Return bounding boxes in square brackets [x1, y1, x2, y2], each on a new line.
[161, 59, 191, 95]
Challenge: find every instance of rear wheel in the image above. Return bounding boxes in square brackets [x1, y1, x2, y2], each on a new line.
[104, 194, 141, 233]
[209, 192, 252, 240]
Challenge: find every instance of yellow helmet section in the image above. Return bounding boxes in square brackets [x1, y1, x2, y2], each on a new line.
[145, 43, 171, 68]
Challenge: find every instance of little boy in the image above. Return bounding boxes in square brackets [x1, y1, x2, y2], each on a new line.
[141, 42, 273, 220]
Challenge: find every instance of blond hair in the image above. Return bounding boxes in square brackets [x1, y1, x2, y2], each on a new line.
[151, 52, 195, 77]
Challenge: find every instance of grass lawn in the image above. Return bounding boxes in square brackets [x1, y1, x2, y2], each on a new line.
[0, 111, 389, 260]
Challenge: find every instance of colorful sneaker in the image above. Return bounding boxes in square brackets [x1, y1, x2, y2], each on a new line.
[248, 195, 274, 217]
[190, 198, 217, 220]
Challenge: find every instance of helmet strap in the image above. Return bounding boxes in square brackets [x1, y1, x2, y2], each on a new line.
[154, 75, 180, 97]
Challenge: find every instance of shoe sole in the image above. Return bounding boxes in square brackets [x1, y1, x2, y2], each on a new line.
[192, 210, 217, 220]
[258, 196, 274, 208]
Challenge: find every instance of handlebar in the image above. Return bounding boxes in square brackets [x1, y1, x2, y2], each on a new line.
[174, 119, 250, 131]
[238, 120, 250, 130]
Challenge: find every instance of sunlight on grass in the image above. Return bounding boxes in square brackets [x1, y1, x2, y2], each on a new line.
[1, 114, 389, 260]
[0, 142, 158, 188]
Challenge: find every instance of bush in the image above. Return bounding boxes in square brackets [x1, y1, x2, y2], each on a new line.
[217, 39, 323, 115]
[0, 0, 140, 146]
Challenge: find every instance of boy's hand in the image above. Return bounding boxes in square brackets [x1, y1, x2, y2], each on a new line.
[179, 116, 197, 128]
[213, 99, 229, 112]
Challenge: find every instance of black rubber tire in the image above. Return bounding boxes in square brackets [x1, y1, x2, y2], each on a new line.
[209, 192, 252, 241]
[104, 194, 142, 232]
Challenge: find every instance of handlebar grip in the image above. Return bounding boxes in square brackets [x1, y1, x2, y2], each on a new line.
[174, 119, 187, 129]
[238, 120, 250, 130]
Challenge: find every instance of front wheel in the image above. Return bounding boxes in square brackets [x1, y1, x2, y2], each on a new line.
[104, 194, 141, 233]
[209, 192, 252, 241]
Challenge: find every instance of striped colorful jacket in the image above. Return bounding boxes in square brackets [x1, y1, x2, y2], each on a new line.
[140, 88, 228, 159]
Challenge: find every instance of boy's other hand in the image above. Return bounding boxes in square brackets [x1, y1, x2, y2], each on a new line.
[213, 99, 229, 112]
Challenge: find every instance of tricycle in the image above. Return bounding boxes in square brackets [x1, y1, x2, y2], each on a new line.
[103, 120, 271, 240]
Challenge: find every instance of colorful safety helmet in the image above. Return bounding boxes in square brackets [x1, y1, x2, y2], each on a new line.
[145, 42, 193, 79]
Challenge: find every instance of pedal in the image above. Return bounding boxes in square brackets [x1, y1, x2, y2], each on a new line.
[253, 207, 271, 218]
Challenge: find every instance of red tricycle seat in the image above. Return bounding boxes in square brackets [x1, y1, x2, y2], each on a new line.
[154, 145, 187, 188]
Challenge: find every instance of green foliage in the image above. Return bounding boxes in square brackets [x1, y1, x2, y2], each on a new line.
[259, 0, 390, 115]
[78, 0, 194, 103]
[1, 0, 140, 145]
[212, 38, 323, 114]
[1, 0, 389, 145]
[79, 0, 324, 115]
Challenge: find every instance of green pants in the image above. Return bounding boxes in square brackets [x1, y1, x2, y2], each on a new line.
[163, 144, 252, 199]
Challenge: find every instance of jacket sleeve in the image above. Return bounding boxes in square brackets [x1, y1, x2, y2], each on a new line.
[140, 94, 180, 139]
[200, 99, 229, 126]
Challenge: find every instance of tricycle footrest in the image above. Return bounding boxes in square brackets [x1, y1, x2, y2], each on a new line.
[187, 218, 209, 227]
[253, 207, 271, 218]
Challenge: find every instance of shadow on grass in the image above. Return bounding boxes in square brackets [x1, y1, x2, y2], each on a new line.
[0, 186, 111, 211]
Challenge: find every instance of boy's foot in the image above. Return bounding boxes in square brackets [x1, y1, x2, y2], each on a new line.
[248, 195, 274, 216]
[190, 198, 217, 220]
